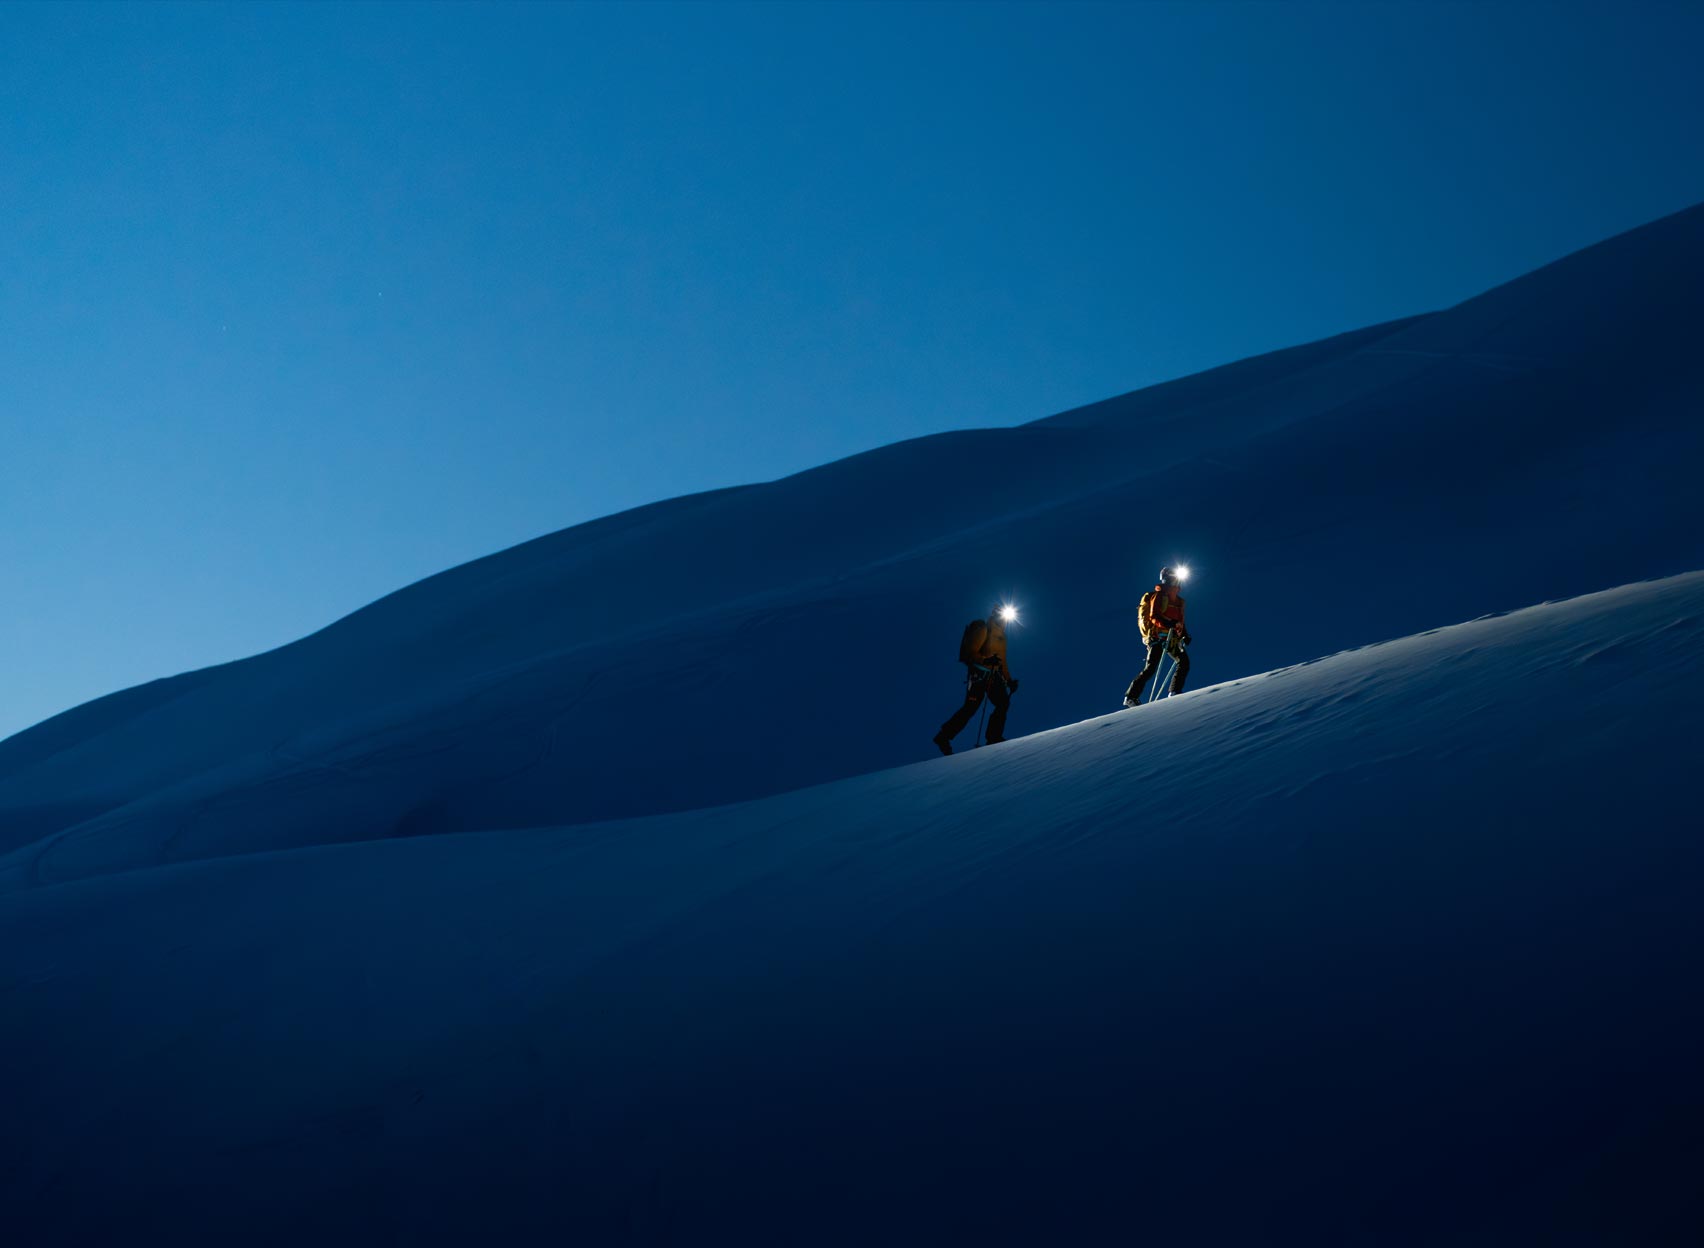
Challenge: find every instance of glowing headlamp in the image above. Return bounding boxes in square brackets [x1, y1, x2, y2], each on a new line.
[999, 604, 1019, 623]
[1174, 565, 1191, 583]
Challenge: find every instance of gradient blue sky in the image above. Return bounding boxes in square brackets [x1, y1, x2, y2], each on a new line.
[4, 0, 1703, 740]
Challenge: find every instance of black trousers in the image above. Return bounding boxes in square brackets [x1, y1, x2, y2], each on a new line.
[1126, 637, 1190, 703]
[939, 666, 1011, 744]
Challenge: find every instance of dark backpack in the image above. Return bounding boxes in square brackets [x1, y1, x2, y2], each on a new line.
[958, 619, 988, 664]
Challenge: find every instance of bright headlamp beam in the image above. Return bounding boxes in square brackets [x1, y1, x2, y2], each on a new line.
[1000, 604, 1019, 623]
[1174, 565, 1191, 582]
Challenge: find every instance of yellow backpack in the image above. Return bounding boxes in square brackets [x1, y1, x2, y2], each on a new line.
[1138, 591, 1157, 644]
[958, 619, 989, 664]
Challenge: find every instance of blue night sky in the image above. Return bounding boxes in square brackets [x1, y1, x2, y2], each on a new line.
[4, 0, 1703, 740]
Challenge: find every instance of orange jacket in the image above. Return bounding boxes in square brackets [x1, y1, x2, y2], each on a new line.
[1147, 585, 1186, 636]
[970, 615, 1014, 678]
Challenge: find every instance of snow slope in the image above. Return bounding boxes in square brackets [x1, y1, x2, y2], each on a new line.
[2, 204, 1703, 878]
[3, 573, 1700, 1244]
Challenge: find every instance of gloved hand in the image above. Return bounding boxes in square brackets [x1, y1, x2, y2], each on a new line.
[1006, 677, 1020, 694]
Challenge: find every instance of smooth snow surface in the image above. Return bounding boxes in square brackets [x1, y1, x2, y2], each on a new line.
[3, 204, 1704, 868]
[4, 574, 1702, 1245]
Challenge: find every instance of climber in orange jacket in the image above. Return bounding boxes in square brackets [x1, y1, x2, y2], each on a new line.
[1124, 566, 1192, 706]
[934, 605, 1020, 755]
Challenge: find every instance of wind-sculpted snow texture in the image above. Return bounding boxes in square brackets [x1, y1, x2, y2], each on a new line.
[3, 574, 1701, 1244]
[2, 203, 1703, 868]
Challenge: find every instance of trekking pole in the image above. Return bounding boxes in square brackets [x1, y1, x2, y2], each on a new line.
[975, 698, 990, 747]
[1160, 639, 1189, 702]
[1149, 652, 1174, 704]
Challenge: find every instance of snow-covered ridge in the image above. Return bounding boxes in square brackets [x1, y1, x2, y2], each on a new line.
[2, 201, 1702, 877]
[4, 572, 1700, 1243]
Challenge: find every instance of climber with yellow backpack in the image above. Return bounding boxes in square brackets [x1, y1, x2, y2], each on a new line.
[1124, 566, 1193, 707]
[933, 604, 1021, 755]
